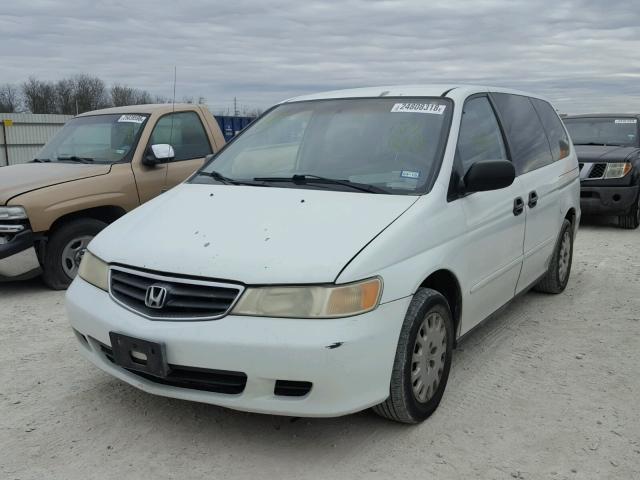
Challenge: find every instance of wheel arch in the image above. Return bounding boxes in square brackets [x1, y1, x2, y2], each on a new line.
[47, 205, 126, 235]
[418, 269, 463, 344]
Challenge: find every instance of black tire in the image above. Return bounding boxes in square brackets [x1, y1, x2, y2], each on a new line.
[373, 288, 454, 424]
[535, 219, 573, 294]
[42, 218, 107, 290]
[618, 193, 640, 229]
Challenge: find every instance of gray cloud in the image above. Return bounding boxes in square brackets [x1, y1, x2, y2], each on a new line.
[1, 0, 639, 113]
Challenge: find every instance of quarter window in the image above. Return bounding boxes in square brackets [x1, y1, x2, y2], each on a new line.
[456, 96, 508, 174]
[492, 93, 553, 174]
[531, 98, 570, 161]
[150, 111, 212, 161]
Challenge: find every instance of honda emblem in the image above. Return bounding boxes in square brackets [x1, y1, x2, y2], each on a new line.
[145, 285, 168, 309]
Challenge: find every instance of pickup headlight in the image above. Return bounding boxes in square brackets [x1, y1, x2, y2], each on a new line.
[231, 277, 382, 318]
[77, 251, 109, 291]
[0, 206, 28, 220]
[604, 162, 632, 178]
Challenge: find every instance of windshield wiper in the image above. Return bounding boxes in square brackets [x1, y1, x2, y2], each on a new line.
[199, 170, 271, 187]
[57, 156, 95, 163]
[253, 174, 386, 194]
[32, 158, 51, 163]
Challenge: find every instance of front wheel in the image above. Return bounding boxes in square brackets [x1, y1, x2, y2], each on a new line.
[42, 218, 107, 290]
[373, 288, 454, 424]
[619, 194, 640, 229]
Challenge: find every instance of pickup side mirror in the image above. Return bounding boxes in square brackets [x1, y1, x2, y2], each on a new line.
[143, 144, 175, 166]
[463, 159, 515, 193]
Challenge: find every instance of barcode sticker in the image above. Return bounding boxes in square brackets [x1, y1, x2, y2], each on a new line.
[118, 114, 146, 123]
[391, 103, 446, 114]
[615, 119, 637, 124]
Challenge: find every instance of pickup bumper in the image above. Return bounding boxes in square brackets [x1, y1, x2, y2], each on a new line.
[580, 184, 639, 216]
[0, 228, 41, 280]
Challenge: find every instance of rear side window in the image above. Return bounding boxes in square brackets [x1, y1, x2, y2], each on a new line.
[531, 98, 570, 161]
[492, 93, 553, 175]
[150, 111, 212, 161]
[456, 96, 508, 174]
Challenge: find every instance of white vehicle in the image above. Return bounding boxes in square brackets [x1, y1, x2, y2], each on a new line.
[66, 85, 580, 423]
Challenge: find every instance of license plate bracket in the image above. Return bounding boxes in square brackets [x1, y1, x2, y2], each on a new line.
[109, 332, 170, 378]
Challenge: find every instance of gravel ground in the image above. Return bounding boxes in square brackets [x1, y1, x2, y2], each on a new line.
[1, 217, 639, 480]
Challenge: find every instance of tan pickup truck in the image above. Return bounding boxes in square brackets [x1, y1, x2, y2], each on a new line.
[0, 103, 225, 288]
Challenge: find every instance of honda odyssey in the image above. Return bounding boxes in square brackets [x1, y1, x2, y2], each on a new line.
[66, 85, 580, 423]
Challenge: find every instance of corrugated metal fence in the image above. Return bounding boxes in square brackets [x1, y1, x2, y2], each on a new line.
[0, 113, 72, 166]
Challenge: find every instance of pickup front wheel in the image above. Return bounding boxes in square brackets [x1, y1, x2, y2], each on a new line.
[42, 218, 107, 290]
[619, 194, 640, 229]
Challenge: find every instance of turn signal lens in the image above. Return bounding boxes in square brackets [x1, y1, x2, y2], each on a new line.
[77, 251, 109, 291]
[604, 162, 632, 179]
[326, 278, 381, 315]
[231, 277, 382, 318]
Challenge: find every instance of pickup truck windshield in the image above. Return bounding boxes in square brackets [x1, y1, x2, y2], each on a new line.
[564, 117, 639, 147]
[195, 98, 452, 195]
[36, 114, 148, 164]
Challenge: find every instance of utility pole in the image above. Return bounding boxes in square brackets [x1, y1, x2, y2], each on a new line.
[234, 97, 239, 117]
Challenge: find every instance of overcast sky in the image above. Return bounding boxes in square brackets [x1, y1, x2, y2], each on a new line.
[2, 0, 639, 114]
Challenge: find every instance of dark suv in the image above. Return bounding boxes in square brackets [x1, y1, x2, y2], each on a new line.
[563, 114, 640, 229]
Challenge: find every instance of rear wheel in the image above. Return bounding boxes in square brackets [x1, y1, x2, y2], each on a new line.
[373, 288, 454, 424]
[535, 219, 573, 294]
[42, 218, 107, 290]
[619, 194, 640, 229]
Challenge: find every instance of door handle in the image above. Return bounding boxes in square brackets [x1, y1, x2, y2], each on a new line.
[513, 197, 524, 216]
[528, 191, 538, 208]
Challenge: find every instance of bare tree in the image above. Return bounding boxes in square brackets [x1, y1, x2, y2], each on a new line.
[135, 89, 153, 105]
[55, 78, 76, 115]
[73, 74, 108, 113]
[22, 77, 57, 113]
[111, 84, 136, 106]
[0, 84, 21, 113]
[111, 84, 154, 106]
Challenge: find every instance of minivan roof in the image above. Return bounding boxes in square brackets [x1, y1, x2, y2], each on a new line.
[76, 103, 202, 117]
[283, 85, 553, 105]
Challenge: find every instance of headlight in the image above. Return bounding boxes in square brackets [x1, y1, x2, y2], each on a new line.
[0, 206, 27, 220]
[231, 277, 382, 318]
[604, 162, 632, 179]
[77, 251, 109, 291]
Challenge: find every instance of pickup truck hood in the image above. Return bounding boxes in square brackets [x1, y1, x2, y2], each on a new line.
[575, 145, 640, 163]
[0, 163, 112, 205]
[90, 183, 417, 284]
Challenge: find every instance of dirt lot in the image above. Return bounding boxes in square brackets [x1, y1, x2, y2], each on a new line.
[1, 218, 639, 480]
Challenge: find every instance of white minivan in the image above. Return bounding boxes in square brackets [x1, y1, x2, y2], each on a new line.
[66, 85, 580, 423]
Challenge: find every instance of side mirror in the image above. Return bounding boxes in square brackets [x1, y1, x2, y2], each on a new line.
[143, 144, 175, 166]
[463, 159, 515, 193]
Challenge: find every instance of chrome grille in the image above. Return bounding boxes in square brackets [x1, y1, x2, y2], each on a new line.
[109, 266, 243, 321]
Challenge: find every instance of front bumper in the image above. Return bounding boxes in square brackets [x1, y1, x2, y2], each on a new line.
[0, 228, 41, 280]
[580, 184, 639, 215]
[66, 277, 411, 417]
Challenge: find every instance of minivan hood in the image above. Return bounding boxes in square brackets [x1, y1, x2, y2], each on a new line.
[90, 184, 418, 285]
[574, 145, 640, 163]
[0, 163, 112, 205]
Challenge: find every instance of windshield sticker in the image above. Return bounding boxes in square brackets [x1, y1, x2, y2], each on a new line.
[615, 119, 637, 124]
[118, 114, 146, 124]
[400, 170, 421, 179]
[391, 103, 446, 114]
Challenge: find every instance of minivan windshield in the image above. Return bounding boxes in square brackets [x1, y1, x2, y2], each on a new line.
[564, 117, 639, 147]
[194, 98, 452, 195]
[35, 113, 148, 164]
